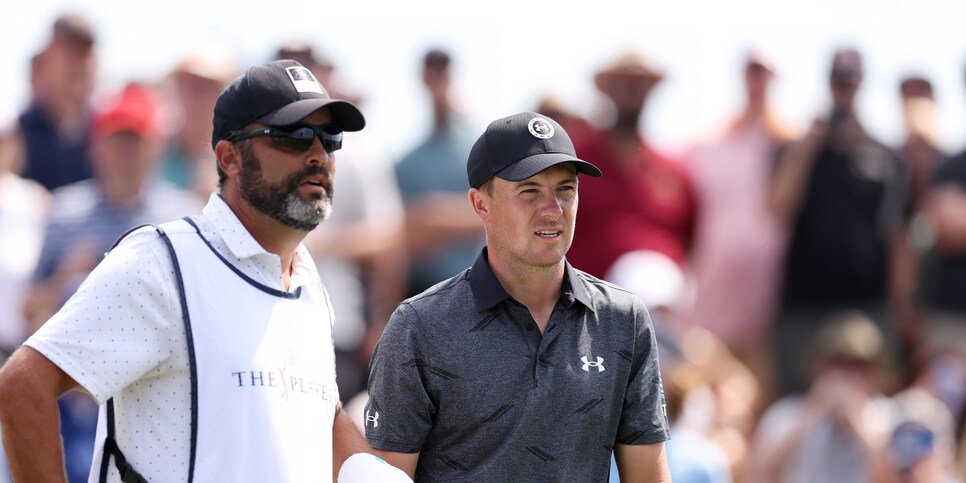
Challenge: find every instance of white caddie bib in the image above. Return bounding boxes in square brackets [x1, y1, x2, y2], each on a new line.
[164, 217, 337, 481]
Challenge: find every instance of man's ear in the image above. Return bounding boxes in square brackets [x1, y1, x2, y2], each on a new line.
[215, 140, 241, 180]
[468, 188, 491, 223]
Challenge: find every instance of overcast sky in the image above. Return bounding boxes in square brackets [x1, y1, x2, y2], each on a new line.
[3, 0, 965, 160]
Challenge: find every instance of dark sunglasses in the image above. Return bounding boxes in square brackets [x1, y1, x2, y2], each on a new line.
[228, 124, 343, 153]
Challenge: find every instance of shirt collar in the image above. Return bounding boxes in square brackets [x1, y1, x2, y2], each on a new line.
[469, 247, 595, 313]
[202, 193, 269, 259]
[563, 261, 596, 312]
[201, 193, 318, 290]
[290, 244, 319, 288]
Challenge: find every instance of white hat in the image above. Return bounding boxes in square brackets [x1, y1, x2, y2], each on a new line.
[605, 250, 685, 309]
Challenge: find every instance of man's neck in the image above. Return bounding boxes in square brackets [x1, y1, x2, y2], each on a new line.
[612, 110, 642, 133]
[221, 191, 307, 290]
[488, 255, 565, 333]
[99, 180, 144, 212]
[39, 97, 87, 140]
[432, 102, 453, 131]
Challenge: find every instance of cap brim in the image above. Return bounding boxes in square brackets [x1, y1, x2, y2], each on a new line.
[495, 153, 602, 182]
[256, 98, 366, 132]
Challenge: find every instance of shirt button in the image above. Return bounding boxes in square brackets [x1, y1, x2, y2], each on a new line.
[525, 323, 535, 331]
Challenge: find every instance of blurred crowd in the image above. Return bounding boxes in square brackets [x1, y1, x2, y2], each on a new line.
[2, 12, 966, 483]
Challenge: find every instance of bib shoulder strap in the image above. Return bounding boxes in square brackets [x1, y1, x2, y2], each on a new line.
[98, 220, 198, 483]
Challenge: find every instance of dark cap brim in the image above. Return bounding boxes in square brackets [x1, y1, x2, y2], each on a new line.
[494, 152, 602, 182]
[255, 98, 365, 132]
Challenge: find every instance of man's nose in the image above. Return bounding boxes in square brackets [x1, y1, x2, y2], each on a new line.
[305, 136, 334, 167]
[539, 191, 564, 218]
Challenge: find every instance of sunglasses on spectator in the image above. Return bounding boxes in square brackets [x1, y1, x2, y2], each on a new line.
[228, 124, 343, 153]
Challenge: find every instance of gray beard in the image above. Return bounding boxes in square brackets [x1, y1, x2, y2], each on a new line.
[238, 143, 334, 231]
[276, 190, 332, 231]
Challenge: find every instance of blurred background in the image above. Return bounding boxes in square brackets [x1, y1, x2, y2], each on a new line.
[2, 0, 966, 157]
[2, 1, 966, 482]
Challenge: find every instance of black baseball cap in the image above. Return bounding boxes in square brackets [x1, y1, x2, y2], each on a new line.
[211, 59, 365, 149]
[467, 112, 601, 189]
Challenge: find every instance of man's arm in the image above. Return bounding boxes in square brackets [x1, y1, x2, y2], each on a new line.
[0, 346, 80, 483]
[404, 193, 485, 261]
[333, 403, 375, 480]
[614, 442, 672, 483]
[371, 449, 419, 480]
[364, 303, 434, 480]
[925, 185, 966, 253]
[767, 120, 826, 225]
[334, 408, 414, 482]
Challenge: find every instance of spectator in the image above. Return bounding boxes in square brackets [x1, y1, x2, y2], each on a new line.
[907, 68, 966, 391]
[157, 41, 239, 196]
[568, 49, 697, 280]
[872, 357, 964, 483]
[0, 118, 47, 483]
[683, 47, 795, 398]
[394, 47, 484, 296]
[897, 75, 945, 208]
[892, 75, 948, 359]
[0, 120, 48, 358]
[18, 12, 98, 191]
[912, 352, 966, 453]
[606, 252, 736, 483]
[20, 83, 200, 482]
[663, 330, 741, 483]
[897, 336, 966, 481]
[676, 326, 763, 482]
[23, 83, 200, 330]
[768, 47, 909, 396]
[749, 310, 895, 483]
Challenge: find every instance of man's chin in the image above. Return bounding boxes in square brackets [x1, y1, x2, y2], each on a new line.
[527, 252, 567, 269]
[275, 196, 331, 231]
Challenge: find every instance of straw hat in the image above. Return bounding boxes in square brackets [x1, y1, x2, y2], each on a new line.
[172, 42, 239, 86]
[594, 50, 664, 95]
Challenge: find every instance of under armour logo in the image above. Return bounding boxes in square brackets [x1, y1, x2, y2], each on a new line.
[581, 356, 605, 372]
[366, 410, 379, 428]
[528, 117, 555, 139]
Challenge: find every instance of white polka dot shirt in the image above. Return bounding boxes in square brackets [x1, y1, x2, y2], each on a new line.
[25, 192, 321, 482]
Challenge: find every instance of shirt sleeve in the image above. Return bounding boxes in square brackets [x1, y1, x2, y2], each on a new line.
[24, 227, 182, 404]
[616, 303, 671, 445]
[364, 302, 435, 453]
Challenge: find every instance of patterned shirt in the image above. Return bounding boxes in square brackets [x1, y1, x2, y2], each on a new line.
[366, 248, 670, 482]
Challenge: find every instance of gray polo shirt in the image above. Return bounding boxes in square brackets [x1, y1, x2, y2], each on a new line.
[365, 248, 670, 482]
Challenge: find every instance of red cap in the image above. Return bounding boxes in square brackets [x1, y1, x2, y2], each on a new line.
[91, 83, 163, 140]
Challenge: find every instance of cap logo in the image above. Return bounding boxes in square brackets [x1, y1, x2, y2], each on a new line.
[528, 117, 554, 139]
[285, 66, 325, 95]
